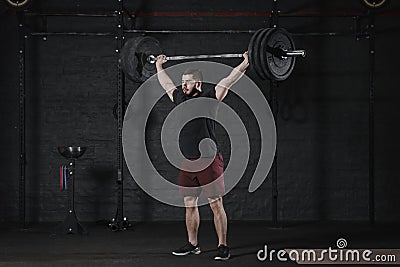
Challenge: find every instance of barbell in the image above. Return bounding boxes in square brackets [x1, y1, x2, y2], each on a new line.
[120, 27, 306, 82]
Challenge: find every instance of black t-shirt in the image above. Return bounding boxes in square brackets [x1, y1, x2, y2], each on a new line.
[172, 83, 219, 159]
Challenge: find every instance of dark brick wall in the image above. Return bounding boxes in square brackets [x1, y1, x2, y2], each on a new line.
[0, 0, 399, 223]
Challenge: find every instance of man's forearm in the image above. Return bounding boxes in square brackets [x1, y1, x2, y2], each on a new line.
[156, 66, 176, 93]
[227, 60, 249, 84]
[215, 58, 249, 101]
[218, 59, 249, 90]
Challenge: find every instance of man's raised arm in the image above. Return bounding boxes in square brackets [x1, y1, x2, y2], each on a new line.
[156, 54, 177, 102]
[215, 51, 249, 101]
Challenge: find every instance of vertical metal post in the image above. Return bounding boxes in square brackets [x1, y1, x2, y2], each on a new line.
[110, 0, 130, 231]
[116, 0, 124, 225]
[269, 0, 279, 225]
[18, 11, 26, 229]
[68, 159, 76, 212]
[54, 157, 87, 235]
[368, 11, 375, 225]
[270, 81, 278, 225]
[271, 0, 279, 28]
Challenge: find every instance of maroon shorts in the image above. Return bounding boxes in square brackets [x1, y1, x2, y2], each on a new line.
[178, 153, 225, 198]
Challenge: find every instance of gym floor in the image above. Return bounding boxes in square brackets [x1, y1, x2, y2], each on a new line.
[1, 221, 399, 266]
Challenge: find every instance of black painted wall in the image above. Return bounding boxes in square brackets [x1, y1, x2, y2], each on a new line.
[0, 0, 399, 223]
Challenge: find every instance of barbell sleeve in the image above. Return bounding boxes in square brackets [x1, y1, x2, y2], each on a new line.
[264, 45, 307, 59]
[284, 50, 306, 57]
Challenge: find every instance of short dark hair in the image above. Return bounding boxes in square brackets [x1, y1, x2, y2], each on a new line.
[182, 69, 203, 82]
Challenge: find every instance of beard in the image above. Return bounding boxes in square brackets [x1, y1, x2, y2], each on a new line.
[183, 86, 200, 97]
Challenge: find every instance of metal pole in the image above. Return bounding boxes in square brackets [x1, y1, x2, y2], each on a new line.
[270, 0, 279, 226]
[269, 0, 279, 226]
[21, 10, 378, 19]
[126, 29, 370, 37]
[270, 81, 278, 225]
[30, 32, 114, 36]
[368, 11, 376, 225]
[147, 51, 305, 64]
[25, 30, 367, 38]
[25, 12, 116, 17]
[109, 0, 130, 231]
[69, 159, 75, 212]
[116, 0, 124, 226]
[125, 29, 256, 34]
[18, 11, 26, 229]
[166, 53, 243, 61]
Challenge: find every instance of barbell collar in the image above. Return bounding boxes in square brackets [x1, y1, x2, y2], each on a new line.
[147, 55, 157, 64]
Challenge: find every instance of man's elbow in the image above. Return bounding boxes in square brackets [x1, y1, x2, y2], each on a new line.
[219, 78, 234, 90]
[216, 89, 228, 101]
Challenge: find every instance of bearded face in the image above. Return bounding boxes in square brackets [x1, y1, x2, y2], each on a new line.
[181, 74, 201, 96]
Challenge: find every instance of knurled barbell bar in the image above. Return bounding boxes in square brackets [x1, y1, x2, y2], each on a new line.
[120, 27, 306, 82]
[147, 53, 245, 64]
[146, 50, 305, 64]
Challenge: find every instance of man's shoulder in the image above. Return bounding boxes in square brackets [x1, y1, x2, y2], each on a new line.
[202, 82, 215, 91]
[201, 83, 216, 97]
[172, 86, 184, 104]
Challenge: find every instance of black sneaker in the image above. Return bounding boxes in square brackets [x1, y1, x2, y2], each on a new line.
[214, 245, 230, 260]
[172, 243, 201, 256]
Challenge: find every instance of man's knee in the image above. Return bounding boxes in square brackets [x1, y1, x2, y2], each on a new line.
[184, 196, 198, 208]
[208, 196, 224, 213]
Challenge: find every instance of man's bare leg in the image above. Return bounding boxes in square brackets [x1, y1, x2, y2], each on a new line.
[209, 196, 227, 246]
[184, 196, 200, 246]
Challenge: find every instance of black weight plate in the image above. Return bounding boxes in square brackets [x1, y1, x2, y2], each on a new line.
[248, 28, 266, 79]
[253, 28, 270, 80]
[260, 28, 278, 80]
[120, 36, 162, 83]
[137, 37, 162, 81]
[120, 37, 144, 82]
[260, 28, 296, 81]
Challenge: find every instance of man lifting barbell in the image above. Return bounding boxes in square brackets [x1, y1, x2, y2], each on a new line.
[119, 27, 306, 260]
[155, 52, 249, 261]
